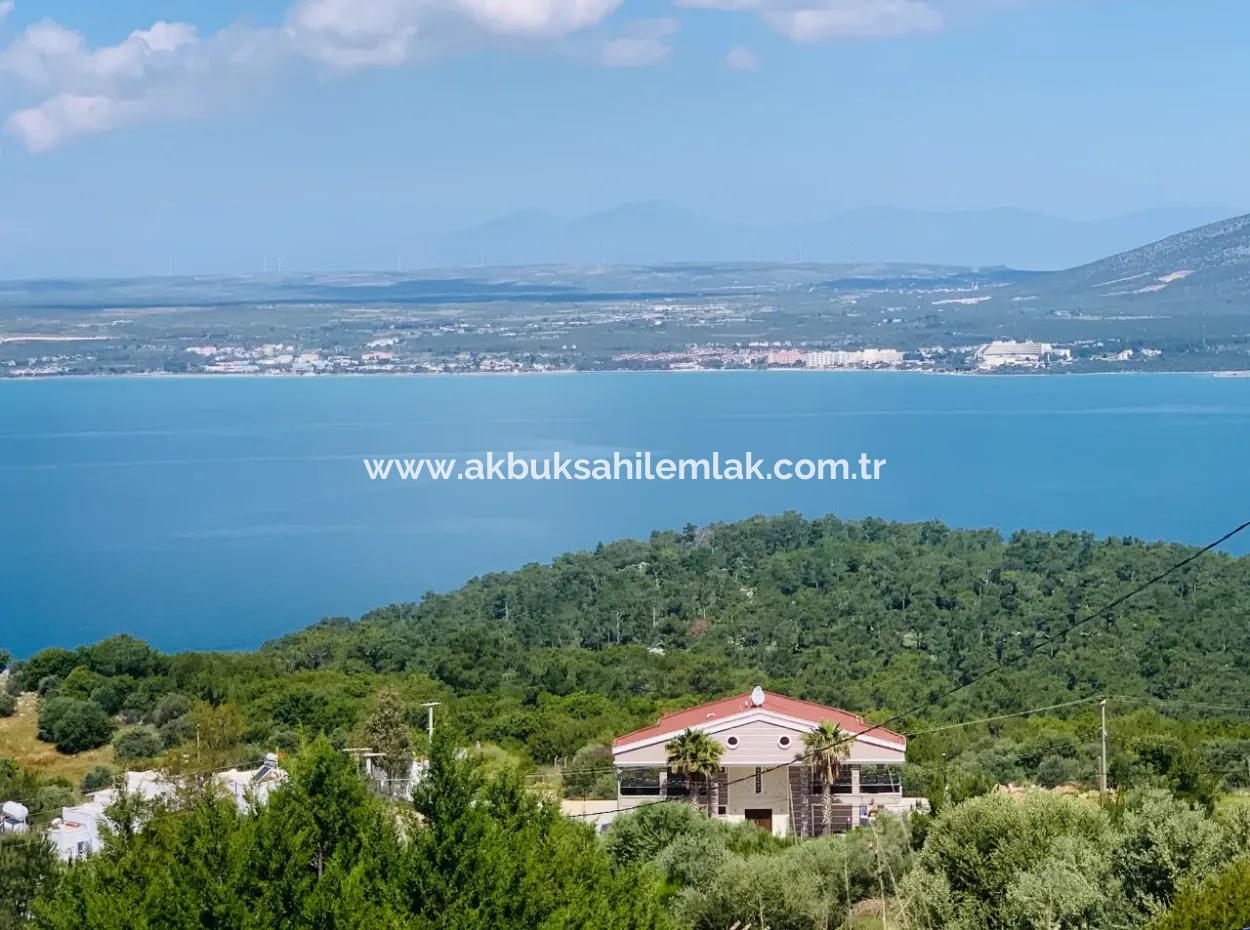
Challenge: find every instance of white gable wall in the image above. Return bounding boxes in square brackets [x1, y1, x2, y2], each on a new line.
[614, 714, 905, 767]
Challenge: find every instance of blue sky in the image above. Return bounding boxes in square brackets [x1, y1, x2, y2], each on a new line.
[1, 0, 1249, 276]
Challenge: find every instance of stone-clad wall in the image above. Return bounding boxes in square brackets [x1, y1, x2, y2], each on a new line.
[788, 767, 814, 836]
[685, 769, 730, 812]
[786, 767, 855, 836]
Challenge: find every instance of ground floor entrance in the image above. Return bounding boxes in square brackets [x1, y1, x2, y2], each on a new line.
[744, 808, 773, 832]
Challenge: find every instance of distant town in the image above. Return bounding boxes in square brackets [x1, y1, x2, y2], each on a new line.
[2, 241, 1248, 378]
[0, 335, 1182, 379]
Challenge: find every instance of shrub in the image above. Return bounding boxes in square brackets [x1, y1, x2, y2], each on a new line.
[37, 675, 61, 697]
[901, 790, 1121, 930]
[80, 765, 117, 793]
[1214, 799, 1250, 851]
[37, 696, 77, 742]
[1036, 754, 1078, 788]
[786, 815, 914, 906]
[59, 667, 106, 699]
[605, 801, 717, 869]
[120, 688, 156, 721]
[1149, 856, 1250, 930]
[17, 648, 77, 692]
[39, 697, 113, 753]
[149, 692, 192, 727]
[655, 830, 730, 888]
[89, 684, 125, 716]
[33, 784, 76, 816]
[112, 725, 164, 762]
[562, 743, 616, 799]
[676, 852, 825, 930]
[1115, 788, 1224, 915]
[85, 635, 163, 679]
[0, 691, 15, 717]
[158, 715, 194, 749]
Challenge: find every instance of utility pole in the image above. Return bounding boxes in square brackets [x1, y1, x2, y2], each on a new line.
[421, 701, 441, 741]
[1099, 698, 1108, 799]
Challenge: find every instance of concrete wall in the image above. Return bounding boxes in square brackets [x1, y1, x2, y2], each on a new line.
[723, 764, 790, 817]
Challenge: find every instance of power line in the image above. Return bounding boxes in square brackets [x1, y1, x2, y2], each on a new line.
[1110, 695, 1250, 716]
[567, 518, 1250, 820]
[809, 518, 1250, 763]
[903, 696, 1103, 737]
[554, 690, 1250, 789]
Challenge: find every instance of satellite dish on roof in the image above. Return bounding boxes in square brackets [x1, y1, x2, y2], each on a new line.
[750, 686, 765, 707]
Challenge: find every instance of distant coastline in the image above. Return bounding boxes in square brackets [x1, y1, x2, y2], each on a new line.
[2, 366, 1246, 384]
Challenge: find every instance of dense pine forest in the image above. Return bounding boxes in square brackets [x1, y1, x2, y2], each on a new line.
[5, 513, 1250, 928]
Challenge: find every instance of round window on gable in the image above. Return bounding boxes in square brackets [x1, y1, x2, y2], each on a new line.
[777, 735, 793, 749]
[725, 736, 740, 749]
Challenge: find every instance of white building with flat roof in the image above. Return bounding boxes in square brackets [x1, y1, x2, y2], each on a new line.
[45, 758, 286, 860]
[977, 340, 1069, 369]
[804, 349, 905, 369]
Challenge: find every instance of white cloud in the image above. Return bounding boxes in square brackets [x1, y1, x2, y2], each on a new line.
[766, 1, 941, 41]
[0, 19, 206, 150]
[286, 0, 623, 69]
[680, 0, 945, 42]
[457, 0, 624, 36]
[601, 17, 678, 68]
[0, 20, 199, 88]
[724, 45, 760, 70]
[6, 93, 144, 152]
[0, 18, 287, 152]
[0, 0, 624, 151]
[285, 0, 419, 69]
[0, 0, 1029, 151]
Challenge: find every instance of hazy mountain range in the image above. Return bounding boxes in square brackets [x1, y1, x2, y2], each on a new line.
[5, 209, 1250, 319]
[428, 202, 1236, 271]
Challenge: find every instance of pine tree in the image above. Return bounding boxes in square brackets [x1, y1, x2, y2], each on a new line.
[362, 688, 413, 796]
[0, 834, 59, 929]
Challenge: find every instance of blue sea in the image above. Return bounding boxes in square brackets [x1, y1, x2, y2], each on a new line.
[2, 372, 1248, 656]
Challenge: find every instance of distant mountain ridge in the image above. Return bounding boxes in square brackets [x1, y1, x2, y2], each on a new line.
[1051, 212, 1250, 282]
[429, 201, 1233, 271]
[5, 209, 1250, 320]
[1012, 211, 1250, 310]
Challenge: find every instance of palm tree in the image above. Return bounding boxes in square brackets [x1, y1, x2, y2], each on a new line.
[801, 721, 850, 836]
[666, 728, 724, 817]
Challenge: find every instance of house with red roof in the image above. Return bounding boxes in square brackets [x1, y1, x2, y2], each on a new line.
[609, 688, 915, 837]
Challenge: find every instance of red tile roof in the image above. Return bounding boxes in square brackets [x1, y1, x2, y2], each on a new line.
[612, 690, 906, 748]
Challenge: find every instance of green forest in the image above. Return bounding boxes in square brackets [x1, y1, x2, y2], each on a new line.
[4, 513, 1250, 928]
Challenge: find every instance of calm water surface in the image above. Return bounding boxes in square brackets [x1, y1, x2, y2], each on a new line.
[2, 372, 1248, 654]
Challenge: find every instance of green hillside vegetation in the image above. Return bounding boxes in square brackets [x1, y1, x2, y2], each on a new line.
[5, 513, 1250, 928]
[1148, 853, 1250, 930]
[11, 743, 1248, 930]
[7, 515, 1250, 801]
[21, 733, 670, 930]
[601, 787, 1250, 930]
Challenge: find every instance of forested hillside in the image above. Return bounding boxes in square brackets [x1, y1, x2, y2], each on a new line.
[7, 513, 1250, 803]
[266, 512, 1250, 719]
[7, 514, 1250, 929]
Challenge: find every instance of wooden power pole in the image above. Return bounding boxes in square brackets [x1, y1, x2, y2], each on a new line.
[1099, 698, 1108, 799]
